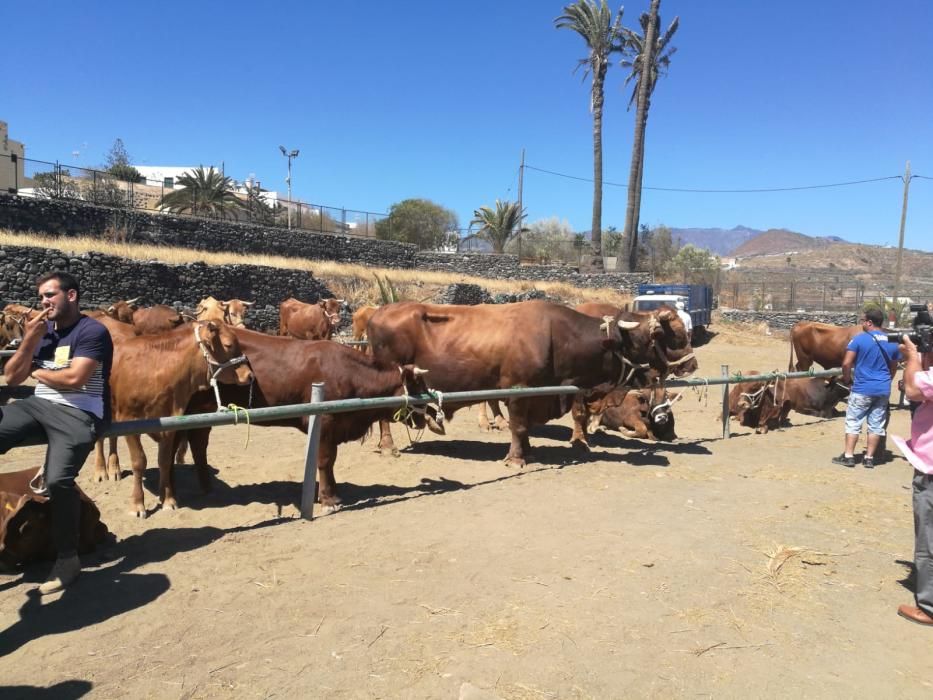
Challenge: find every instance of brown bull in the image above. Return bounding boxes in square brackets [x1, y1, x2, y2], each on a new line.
[196, 296, 254, 327]
[279, 297, 344, 340]
[104, 298, 140, 324]
[367, 300, 686, 466]
[728, 372, 847, 434]
[788, 321, 860, 371]
[0, 468, 108, 571]
[108, 322, 253, 515]
[178, 329, 434, 510]
[352, 305, 379, 342]
[595, 386, 681, 441]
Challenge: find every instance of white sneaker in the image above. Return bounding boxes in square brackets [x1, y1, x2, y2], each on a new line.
[38, 554, 81, 595]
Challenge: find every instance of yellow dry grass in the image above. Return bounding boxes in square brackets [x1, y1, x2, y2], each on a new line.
[0, 229, 632, 308]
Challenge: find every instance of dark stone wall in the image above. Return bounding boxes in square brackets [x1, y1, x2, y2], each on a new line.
[0, 244, 334, 333]
[720, 310, 857, 330]
[0, 194, 417, 268]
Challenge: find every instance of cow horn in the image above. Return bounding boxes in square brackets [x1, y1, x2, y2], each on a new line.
[242, 301, 255, 306]
[413, 367, 430, 376]
[126, 297, 141, 305]
[106, 305, 115, 313]
[336, 299, 345, 304]
[617, 320, 640, 330]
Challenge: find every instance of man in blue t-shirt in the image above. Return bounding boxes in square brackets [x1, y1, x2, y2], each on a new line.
[832, 307, 901, 469]
[1, 271, 113, 594]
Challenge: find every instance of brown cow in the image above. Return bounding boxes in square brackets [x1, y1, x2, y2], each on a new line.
[279, 297, 344, 340]
[352, 305, 379, 342]
[595, 386, 681, 441]
[196, 296, 254, 327]
[788, 321, 861, 371]
[132, 305, 186, 335]
[108, 322, 253, 516]
[367, 300, 686, 466]
[179, 329, 434, 510]
[104, 297, 141, 324]
[0, 468, 108, 572]
[728, 372, 846, 434]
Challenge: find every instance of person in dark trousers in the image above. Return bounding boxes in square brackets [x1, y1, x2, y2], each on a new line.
[1, 271, 113, 594]
[894, 334, 933, 625]
[832, 307, 900, 469]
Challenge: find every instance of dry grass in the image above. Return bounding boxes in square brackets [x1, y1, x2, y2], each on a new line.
[0, 229, 631, 308]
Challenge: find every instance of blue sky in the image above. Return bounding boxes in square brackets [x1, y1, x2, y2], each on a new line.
[3, 1, 932, 250]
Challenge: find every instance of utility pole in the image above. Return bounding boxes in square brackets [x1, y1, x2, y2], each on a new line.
[279, 146, 300, 230]
[892, 161, 911, 313]
[517, 148, 525, 263]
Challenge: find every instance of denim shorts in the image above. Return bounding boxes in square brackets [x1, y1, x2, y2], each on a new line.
[844, 392, 888, 435]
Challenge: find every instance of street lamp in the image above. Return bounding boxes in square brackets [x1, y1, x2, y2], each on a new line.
[279, 145, 300, 229]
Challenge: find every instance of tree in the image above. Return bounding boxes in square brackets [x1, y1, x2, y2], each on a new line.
[555, 0, 624, 270]
[509, 216, 576, 263]
[156, 166, 246, 219]
[636, 223, 679, 275]
[32, 169, 80, 199]
[105, 138, 143, 183]
[619, 0, 679, 272]
[470, 199, 527, 254]
[666, 244, 718, 284]
[374, 198, 459, 249]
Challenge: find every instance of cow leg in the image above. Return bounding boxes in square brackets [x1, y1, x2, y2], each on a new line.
[157, 436, 179, 510]
[106, 436, 122, 481]
[478, 402, 492, 432]
[175, 431, 189, 465]
[504, 400, 530, 468]
[491, 401, 509, 431]
[376, 419, 399, 457]
[186, 428, 213, 493]
[93, 438, 107, 482]
[317, 438, 342, 513]
[126, 434, 148, 517]
[570, 398, 590, 450]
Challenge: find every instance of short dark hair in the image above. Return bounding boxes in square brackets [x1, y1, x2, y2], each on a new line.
[36, 271, 81, 302]
[863, 307, 884, 328]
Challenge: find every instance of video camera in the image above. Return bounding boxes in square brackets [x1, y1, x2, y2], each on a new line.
[886, 303, 933, 353]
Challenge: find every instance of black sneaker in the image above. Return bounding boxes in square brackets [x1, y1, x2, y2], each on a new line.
[863, 457, 875, 469]
[832, 454, 855, 468]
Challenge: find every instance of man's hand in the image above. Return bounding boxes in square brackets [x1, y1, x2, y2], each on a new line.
[900, 334, 918, 360]
[22, 308, 50, 342]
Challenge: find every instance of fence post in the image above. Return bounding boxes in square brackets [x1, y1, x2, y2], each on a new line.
[721, 364, 731, 439]
[299, 382, 325, 520]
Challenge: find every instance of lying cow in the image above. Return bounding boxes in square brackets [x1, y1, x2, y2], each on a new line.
[0, 468, 109, 572]
[595, 386, 681, 441]
[178, 329, 435, 511]
[728, 372, 847, 434]
[279, 297, 344, 340]
[102, 300, 187, 335]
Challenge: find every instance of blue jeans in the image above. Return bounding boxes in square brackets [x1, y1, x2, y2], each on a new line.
[844, 392, 888, 436]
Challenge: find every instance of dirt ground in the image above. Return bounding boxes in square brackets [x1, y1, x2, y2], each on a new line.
[2, 322, 932, 699]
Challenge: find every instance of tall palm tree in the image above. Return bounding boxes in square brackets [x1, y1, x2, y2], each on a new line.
[157, 166, 245, 220]
[555, 0, 624, 271]
[620, 0, 679, 272]
[470, 200, 526, 254]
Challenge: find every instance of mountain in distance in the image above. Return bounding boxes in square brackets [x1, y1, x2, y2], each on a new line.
[668, 225, 849, 257]
[667, 225, 761, 256]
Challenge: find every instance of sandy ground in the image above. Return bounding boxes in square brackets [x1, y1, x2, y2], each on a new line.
[1, 322, 932, 699]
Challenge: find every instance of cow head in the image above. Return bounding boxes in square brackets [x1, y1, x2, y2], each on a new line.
[0, 311, 25, 348]
[319, 298, 344, 328]
[196, 321, 254, 386]
[392, 364, 444, 433]
[224, 299, 253, 328]
[106, 298, 140, 323]
[0, 492, 51, 570]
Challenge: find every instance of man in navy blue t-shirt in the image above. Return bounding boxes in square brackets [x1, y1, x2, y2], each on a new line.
[1, 271, 113, 594]
[832, 307, 901, 469]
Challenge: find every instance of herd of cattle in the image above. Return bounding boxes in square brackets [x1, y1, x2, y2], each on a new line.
[0, 296, 862, 517]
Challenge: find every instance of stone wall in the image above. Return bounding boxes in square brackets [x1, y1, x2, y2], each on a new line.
[720, 310, 857, 330]
[0, 194, 417, 268]
[0, 243, 334, 333]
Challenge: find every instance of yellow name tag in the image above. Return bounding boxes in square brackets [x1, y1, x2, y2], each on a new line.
[54, 345, 71, 367]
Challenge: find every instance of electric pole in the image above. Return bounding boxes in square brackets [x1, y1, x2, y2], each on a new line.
[892, 160, 911, 313]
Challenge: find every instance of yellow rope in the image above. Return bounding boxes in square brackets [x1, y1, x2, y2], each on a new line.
[225, 403, 251, 448]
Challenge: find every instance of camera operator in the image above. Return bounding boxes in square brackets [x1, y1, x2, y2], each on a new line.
[895, 334, 933, 625]
[900, 303, 933, 416]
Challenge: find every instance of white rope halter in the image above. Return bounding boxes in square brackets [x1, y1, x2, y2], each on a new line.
[193, 324, 251, 410]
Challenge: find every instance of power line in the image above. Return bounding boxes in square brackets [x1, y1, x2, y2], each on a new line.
[524, 164, 910, 193]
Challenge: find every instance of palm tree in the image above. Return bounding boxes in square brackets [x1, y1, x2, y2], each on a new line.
[157, 166, 246, 220]
[555, 0, 624, 271]
[470, 200, 526, 254]
[619, 0, 679, 272]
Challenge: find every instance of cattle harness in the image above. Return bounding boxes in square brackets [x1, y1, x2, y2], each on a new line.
[193, 323, 253, 412]
[599, 315, 695, 388]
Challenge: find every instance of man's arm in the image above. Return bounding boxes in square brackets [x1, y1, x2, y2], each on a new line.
[901, 336, 925, 402]
[841, 349, 857, 385]
[31, 356, 100, 391]
[3, 308, 50, 386]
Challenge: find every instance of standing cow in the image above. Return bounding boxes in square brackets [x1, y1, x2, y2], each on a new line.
[279, 298, 344, 340]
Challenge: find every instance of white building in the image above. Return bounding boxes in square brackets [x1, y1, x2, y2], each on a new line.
[133, 165, 209, 190]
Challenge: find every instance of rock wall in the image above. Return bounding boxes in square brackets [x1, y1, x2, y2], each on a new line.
[720, 310, 857, 330]
[0, 243, 333, 333]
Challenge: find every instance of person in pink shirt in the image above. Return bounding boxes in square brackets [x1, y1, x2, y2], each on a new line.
[894, 335, 933, 625]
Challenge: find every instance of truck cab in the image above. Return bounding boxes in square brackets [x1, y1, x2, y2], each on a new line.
[632, 284, 713, 338]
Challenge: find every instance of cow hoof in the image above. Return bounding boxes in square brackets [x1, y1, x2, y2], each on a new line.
[495, 417, 510, 431]
[161, 499, 178, 511]
[94, 472, 106, 483]
[504, 456, 526, 468]
[379, 446, 400, 458]
[571, 438, 591, 451]
[322, 503, 342, 514]
[131, 508, 147, 519]
[479, 421, 492, 432]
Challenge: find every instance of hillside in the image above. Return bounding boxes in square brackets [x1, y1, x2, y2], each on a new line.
[668, 225, 762, 256]
[731, 228, 836, 257]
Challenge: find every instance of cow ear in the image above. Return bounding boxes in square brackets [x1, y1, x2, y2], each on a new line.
[206, 321, 219, 333]
[658, 309, 675, 323]
[318, 301, 327, 308]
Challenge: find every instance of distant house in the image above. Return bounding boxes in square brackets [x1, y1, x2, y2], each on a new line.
[720, 256, 737, 270]
[0, 120, 26, 193]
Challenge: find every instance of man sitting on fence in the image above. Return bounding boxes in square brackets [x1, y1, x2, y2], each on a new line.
[832, 307, 900, 469]
[1, 271, 113, 594]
